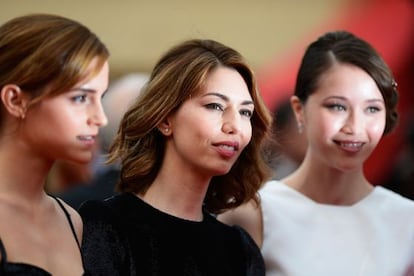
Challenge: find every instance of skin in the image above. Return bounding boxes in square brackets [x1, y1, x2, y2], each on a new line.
[139, 66, 254, 222]
[219, 63, 386, 247]
[22, 61, 109, 164]
[0, 59, 109, 275]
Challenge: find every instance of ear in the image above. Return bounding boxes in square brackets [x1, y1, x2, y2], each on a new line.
[290, 96, 305, 133]
[1, 84, 29, 119]
[157, 118, 172, 136]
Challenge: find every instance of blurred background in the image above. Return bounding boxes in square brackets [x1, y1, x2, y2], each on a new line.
[2, 0, 413, 198]
[1, 0, 352, 78]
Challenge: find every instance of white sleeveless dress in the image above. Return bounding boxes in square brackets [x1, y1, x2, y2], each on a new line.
[259, 180, 414, 276]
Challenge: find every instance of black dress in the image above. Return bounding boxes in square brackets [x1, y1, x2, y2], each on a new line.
[0, 196, 88, 275]
[79, 193, 265, 276]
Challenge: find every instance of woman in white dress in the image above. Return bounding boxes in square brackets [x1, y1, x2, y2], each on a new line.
[220, 30, 414, 276]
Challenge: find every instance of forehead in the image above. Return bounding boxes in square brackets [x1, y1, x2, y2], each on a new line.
[313, 63, 383, 101]
[198, 66, 252, 100]
[76, 61, 109, 92]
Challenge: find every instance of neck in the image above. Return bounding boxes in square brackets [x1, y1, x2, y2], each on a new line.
[283, 155, 373, 205]
[140, 167, 210, 222]
[0, 140, 52, 202]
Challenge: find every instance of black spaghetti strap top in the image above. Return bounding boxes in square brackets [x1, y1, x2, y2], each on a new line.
[0, 196, 88, 275]
[52, 196, 82, 249]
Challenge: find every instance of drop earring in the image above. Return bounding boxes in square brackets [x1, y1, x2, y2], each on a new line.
[297, 122, 303, 134]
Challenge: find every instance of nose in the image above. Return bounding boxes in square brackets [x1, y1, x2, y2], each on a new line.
[222, 109, 241, 134]
[341, 109, 362, 135]
[88, 103, 108, 127]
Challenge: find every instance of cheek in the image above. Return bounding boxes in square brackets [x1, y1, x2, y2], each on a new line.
[175, 113, 215, 142]
[241, 121, 253, 148]
[366, 111, 386, 140]
[307, 114, 338, 139]
[369, 121, 386, 143]
[57, 109, 84, 127]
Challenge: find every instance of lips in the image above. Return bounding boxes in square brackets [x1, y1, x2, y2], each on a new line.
[77, 135, 96, 145]
[214, 141, 239, 151]
[219, 144, 237, 151]
[334, 140, 364, 152]
[213, 141, 240, 158]
[78, 135, 94, 141]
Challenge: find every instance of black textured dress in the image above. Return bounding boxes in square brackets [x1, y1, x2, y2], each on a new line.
[79, 192, 265, 276]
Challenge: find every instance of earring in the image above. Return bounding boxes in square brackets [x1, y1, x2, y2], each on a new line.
[297, 122, 303, 134]
[164, 128, 169, 132]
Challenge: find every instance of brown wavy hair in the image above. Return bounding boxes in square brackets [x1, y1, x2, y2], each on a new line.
[108, 39, 272, 214]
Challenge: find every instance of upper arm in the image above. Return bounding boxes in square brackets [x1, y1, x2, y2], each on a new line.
[234, 226, 266, 276]
[218, 200, 263, 248]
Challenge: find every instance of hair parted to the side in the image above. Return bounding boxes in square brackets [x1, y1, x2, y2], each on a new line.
[0, 13, 109, 109]
[108, 39, 272, 214]
[294, 30, 398, 135]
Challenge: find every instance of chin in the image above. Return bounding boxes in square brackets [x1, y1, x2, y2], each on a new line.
[69, 154, 93, 164]
[212, 167, 232, 176]
[333, 161, 362, 173]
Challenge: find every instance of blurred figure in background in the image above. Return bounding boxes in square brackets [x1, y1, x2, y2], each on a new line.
[53, 73, 149, 209]
[99, 73, 150, 153]
[265, 98, 307, 179]
[382, 117, 414, 199]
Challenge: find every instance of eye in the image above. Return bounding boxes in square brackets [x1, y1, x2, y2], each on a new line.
[325, 103, 346, 111]
[367, 106, 381, 113]
[71, 94, 89, 103]
[240, 109, 253, 118]
[205, 103, 223, 111]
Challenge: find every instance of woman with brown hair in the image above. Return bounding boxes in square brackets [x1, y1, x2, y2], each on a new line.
[0, 14, 109, 275]
[79, 38, 272, 275]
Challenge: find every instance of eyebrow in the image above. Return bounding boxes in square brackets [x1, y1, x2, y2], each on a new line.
[203, 92, 254, 106]
[324, 96, 384, 104]
[71, 87, 96, 93]
[71, 87, 108, 98]
[366, 99, 385, 104]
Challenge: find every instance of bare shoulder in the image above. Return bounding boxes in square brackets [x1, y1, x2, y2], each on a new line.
[218, 200, 263, 247]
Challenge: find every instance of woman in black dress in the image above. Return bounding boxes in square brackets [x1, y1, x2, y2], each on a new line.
[80, 39, 272, 275]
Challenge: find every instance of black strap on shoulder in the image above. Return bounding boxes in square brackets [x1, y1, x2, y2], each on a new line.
[0, 238, 7, 270]
[50, 195, 82, 249]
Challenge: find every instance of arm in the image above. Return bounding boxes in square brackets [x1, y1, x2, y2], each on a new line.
[218, 200, 263, 247]
[79, 200, 128, 276]
[234, 225, 266, 276]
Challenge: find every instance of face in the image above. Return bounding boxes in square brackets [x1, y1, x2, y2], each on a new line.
[293, 63, 386, 172]
[165, 66, 253, 176]
[22, 59, 109, 164]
